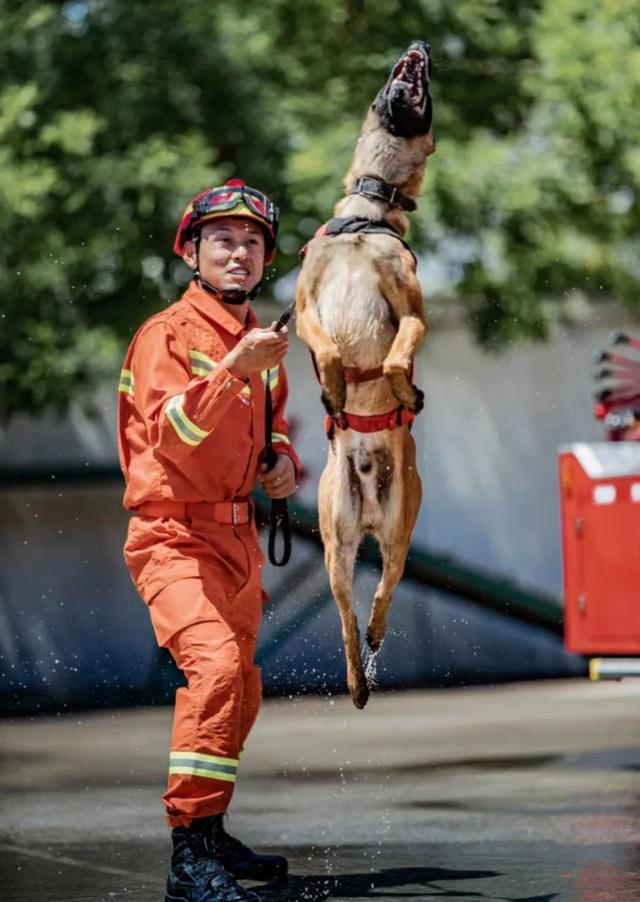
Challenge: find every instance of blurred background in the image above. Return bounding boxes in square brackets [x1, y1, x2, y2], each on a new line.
[2, 0, 640, 714]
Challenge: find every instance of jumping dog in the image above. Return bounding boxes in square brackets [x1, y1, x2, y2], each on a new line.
[295, 42, 435, 708]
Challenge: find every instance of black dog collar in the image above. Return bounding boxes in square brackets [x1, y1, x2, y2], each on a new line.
[349, 176, 417, 212]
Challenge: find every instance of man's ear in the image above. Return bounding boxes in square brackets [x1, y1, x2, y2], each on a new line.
[182, 239, 197, 271]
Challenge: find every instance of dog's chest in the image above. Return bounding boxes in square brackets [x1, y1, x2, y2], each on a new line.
[318, 279, 395, 367]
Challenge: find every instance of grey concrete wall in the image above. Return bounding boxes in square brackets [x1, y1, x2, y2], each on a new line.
[0, 486, 159, 711]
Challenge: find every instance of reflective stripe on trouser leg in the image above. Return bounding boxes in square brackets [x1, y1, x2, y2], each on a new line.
[162, 615, 259, 827]
[169, 750, 239, 782]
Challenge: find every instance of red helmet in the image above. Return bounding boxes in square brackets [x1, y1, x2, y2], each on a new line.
[173, 178, 279, 265]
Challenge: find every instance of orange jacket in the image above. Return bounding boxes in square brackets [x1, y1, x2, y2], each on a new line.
[118, 281, 300, 510]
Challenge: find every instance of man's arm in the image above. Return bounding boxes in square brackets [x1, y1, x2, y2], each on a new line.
[129, 322, 246, 464]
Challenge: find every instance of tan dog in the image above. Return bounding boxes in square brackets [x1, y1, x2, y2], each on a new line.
[295, 42, 436, 708]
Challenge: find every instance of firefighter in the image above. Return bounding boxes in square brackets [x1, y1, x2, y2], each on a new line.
[118, 179, 300, 902]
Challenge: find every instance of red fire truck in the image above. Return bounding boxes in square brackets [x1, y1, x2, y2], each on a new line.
[559, 331, 640, 679]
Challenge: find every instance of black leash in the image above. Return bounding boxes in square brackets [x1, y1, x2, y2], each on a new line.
[261, 301, 295, 567]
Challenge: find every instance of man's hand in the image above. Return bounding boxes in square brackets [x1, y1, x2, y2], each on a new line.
[223, 325, 288, 381]
[259, 454, 296, 499]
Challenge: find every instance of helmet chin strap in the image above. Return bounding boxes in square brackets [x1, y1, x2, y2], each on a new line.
[194, 274, 263, 305]
[193, 233, 263, 305]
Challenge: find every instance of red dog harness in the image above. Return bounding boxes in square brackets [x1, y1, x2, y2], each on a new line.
[300, 217, 420, 437]
[326, 407, 415, 438]
[344, 365, 382, 384]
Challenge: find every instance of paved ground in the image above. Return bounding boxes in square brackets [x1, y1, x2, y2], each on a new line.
[1, 679, 639, 901]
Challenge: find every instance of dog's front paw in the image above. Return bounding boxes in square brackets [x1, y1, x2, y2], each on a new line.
[407, 385, 424, 414]
[320, 376, 346, 416]
[321, 390, 337, 416]
[383, 357, 411, 378]
[317, 351, 346, 414]
[386, 371, 424, 414]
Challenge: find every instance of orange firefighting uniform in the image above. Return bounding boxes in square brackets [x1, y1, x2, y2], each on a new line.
[117, 280, 300, 826]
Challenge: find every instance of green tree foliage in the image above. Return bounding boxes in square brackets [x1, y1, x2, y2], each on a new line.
[1, 0, 639, 420]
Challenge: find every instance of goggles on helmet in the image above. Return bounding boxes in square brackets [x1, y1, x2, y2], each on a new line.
[192, 185, 278, 227]
[173, 180, 279, 265]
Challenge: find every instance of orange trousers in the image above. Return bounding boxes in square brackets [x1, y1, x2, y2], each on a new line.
[124, 510, 264, 826]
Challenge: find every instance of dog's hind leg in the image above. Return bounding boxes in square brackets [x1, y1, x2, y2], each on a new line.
[319, 450, 369, 709]
[326, 538, 369, 709]
[366, 435, 422, 652]
[366, 532, 412, 653]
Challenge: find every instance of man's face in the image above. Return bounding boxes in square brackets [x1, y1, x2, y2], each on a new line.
[185, 217, 266, 292]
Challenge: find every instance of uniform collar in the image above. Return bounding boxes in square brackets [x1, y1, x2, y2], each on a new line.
[183, 281, 258, 335]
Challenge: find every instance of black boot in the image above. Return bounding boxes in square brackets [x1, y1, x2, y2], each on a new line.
[166, 823, 259, 902]
[200, 814, 288, 883]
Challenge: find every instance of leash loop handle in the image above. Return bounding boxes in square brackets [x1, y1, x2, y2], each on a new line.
[268, 498, 291, 567]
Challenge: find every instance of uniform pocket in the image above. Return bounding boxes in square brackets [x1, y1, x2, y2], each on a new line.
[124, 516, 197, 603]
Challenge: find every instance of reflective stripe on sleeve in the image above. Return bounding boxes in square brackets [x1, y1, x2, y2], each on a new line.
[165, 394, 210, 446]
[189, 350, 251, 397]
[189, 351, 279, 397]
[118, 369, 134, 397]
[272, 432, 290, 445]
[169, 750, 238, 783]
[188, 350, 217, 377]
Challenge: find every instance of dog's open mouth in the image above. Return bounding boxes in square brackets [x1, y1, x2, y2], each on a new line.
[386, 46, 429, 116]
[373, 41, 432, 137]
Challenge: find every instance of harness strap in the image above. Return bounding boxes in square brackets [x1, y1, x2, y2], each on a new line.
[324, 217, 417, 265]
[326, 407, 415, 437]
[344, 365, 384, 384]
[298, 217, 416, 266]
